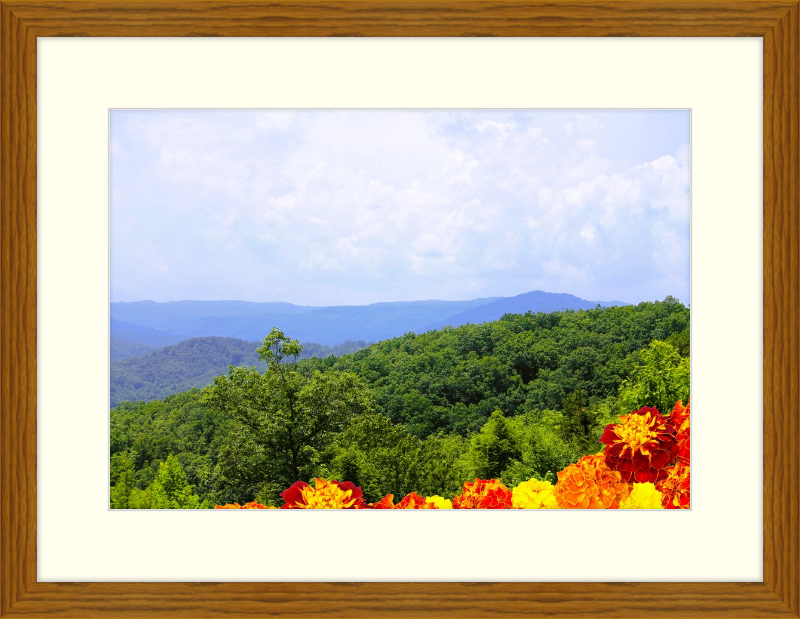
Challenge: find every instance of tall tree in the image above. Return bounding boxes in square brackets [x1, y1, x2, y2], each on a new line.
[465, 410, 521, 480]
[205, 329, 374, 486]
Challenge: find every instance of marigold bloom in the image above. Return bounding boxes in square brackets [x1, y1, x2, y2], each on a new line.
[512, 479, 559, 509]
[656, 463, 690, 509]
[367, 494, 395, 509]
[671, 400, 690, 465]
[394, 492, 429, 509]
[452, 479, 513, 509]
[554, 452, 630, 509]
[670, 400, 690, 430]
[425, 495, 453, 509]
[619, 482, 664, 509]
[214, 501, 274, 509]
[280, 478, 364, 509]
[600, 406, 679, 483]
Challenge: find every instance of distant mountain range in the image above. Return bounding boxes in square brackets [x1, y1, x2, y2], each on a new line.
[111, 290, 625, 360]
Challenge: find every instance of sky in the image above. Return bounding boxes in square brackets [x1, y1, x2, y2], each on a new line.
[110, 110, 690, 306]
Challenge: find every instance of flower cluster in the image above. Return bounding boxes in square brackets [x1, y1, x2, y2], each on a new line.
[657, 461, 691, 509]
[214, 501, 275, 509]
[216, 401, 690, 510]
[367, 493, 453, 509]
[671, 401, 690, 465]
[452, 479, 513, 509]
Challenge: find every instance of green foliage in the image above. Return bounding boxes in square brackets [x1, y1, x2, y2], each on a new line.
[110, 452, 136, 509]
[465, 410, 520, 480]
[665, 327, 690, 357]
[325, 413, 468, 502]
[127, 455, 202, 509]
[204, 328, 375, 491]
[111, 389, 229, 497]
[561, 389, 598, 452]
[109, 301, 690, 506]
[515, 411, 580, 485]
[314, 299, 689, 437]
[210, 430, 275, 506]
[462, 409, 578, 486]
[111, 336, 369, 406]
[617, 340, 690, 415]
[567, 339, 691, 449]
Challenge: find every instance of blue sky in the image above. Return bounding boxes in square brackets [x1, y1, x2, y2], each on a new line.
[110, 110, 690, 306]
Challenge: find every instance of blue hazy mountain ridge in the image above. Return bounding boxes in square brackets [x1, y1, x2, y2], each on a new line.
[111, 297, 499, 347]
[110, 291, 625, 353]
[110, 318, 185, 348]
[420, 291, 622, 332]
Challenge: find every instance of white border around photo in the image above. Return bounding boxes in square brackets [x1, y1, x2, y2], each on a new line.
[37, 37, 762, 582]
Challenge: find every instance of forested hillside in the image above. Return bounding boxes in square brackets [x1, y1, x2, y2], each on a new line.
[110, 336, 369, 405]
[110, 299, 689, 509]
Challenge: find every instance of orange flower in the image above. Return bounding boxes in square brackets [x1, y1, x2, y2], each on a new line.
[214, 501, 274, 509]
[656, 463, 690, 509]
[367, 492, 445, 509]
[671, 400, 690, 465]
[671, 400, 690, 430]
[600, 406, 678, 483]
[367, 494, 395, 509]
[395, 492, 430, 509]
[554, 452, 630, 509]
[280, 478, 364, 509]
[452, 479, 513, 509]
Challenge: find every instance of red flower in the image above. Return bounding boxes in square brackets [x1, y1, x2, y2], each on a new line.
[280, 478, 365, 509]
[452, 479, 513, 509]
[600, 406, 678, 483]
[657, 463, 690, 509]
[214, 501, 274, 509]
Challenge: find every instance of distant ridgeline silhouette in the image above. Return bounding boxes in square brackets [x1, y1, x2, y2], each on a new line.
[111, 291, 624, 360]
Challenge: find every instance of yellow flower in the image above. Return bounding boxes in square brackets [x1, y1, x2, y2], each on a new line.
[425, 495, 453, 509]
[619, 482, 664, 509]
[512, 478, 559, 509]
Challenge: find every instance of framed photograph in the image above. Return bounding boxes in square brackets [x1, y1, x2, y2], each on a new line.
[2, 2, 797, 617]
[108, 107, 692, 514]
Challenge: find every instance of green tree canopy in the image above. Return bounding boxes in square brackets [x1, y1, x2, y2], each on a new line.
[617, 340, 690, 415]
[205, 328, 375, 489]
[128, 454, 202, 509]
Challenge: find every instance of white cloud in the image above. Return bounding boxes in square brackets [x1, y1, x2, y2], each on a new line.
[254, 111, 295, 131]
[565, 113, 601, 135]
[111, 110, 690, 305]
[476, 120, 516, 138]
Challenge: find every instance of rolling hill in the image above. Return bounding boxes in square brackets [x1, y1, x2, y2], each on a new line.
[110, 336, 370, 406]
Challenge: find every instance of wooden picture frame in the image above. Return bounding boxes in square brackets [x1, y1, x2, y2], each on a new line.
[1, 2, 797, 617]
